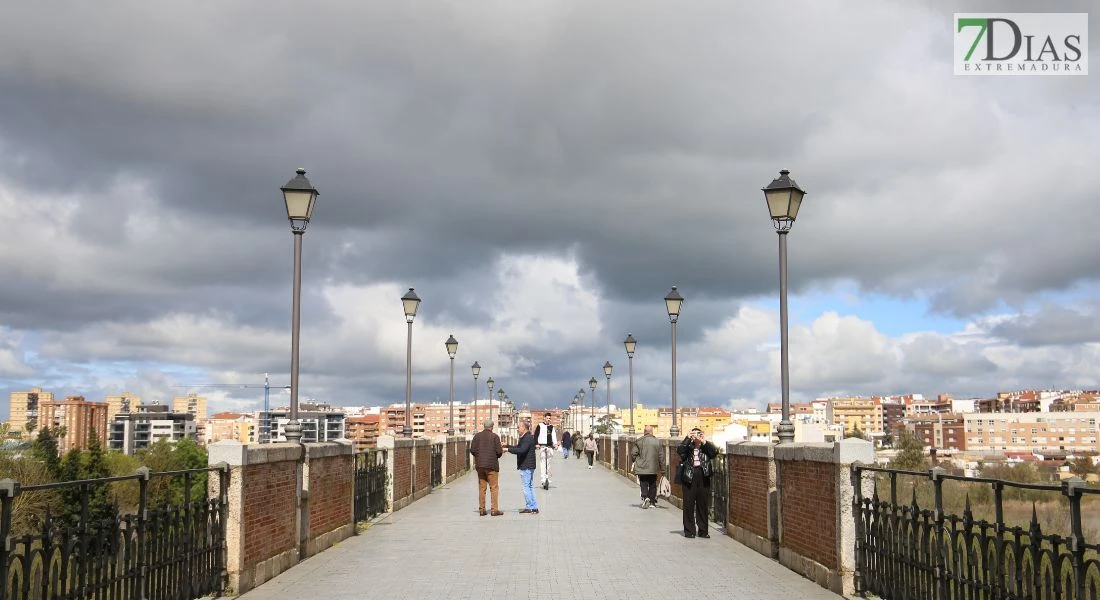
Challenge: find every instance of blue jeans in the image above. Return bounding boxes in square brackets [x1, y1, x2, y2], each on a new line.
[519, 468, 538, 510]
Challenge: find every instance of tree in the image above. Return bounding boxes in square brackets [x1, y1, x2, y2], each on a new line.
[29, 426, 62, 478]
[888, 430, 928, 471]
[593, 415, 616, 435]
[845, 426, 867, 440]
[1069, 457, 1097, 478]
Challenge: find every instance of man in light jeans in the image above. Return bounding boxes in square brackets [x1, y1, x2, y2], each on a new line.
[531, 412, 559, 490]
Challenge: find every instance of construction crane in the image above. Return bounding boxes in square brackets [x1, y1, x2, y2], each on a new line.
[173, 373, 290, 443]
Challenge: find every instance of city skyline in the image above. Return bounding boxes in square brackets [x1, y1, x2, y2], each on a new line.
[1, 2, 1098, 420]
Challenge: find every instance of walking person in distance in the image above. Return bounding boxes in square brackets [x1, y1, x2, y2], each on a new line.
[631, 425, 665, 509]
[676, 427, 717, 537]
[583, 433, 598, 468]
[531, 412, 559, 490]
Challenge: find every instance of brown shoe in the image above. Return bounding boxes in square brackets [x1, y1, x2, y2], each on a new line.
[491, 510, 504, 516]
[479, 509, 487, 516]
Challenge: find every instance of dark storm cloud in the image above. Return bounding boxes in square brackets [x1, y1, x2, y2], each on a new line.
[989, 303, 1100, 347]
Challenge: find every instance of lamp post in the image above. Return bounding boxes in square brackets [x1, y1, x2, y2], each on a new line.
[496, 388, 505, 431]
[445, 335, 458, 436]
[471, 361, 480, 435]
[486, 377, 494, 430]
[624, 334, 636, 434]
[571, 397, 578, 431]
[401, 288, 422, 437]
[578, 388, 587, 433]
[573, 395, 580, 431]
[588, 378, 597, 432]
[665, 286, 683, 438]
[603, 361, 613, 426]
[280, 168, 319, 444]
[762, 169, 807, 444]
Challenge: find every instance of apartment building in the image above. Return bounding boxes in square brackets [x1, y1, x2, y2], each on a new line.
[173, 393, 209, 439]
[827, 397, 884, 435]
[205, 412, 255, 444]
[908, 413, 966, 452]
[346, 414, 382, 450]
[8, 387, 55, 438]
[38, 396, 109, 453]
[109, 402, 198, 455]
[105, 392, 141, 422]
[964, 411, 1100, 454]
[263, 402, 345, 443]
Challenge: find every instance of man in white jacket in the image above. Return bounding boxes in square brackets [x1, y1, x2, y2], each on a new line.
[531, 413, 559, 490]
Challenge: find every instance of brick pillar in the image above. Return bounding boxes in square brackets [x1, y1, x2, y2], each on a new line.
[727, 441, 778, 557]
[774, 438, 873, 596]
[207, 441, 303, 595]
[302, 440, 355, 558]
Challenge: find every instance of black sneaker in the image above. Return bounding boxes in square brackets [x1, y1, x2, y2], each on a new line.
[543, 481, 549, 490]
[684, 532, 696, 538]
[698, 533, 711, 539]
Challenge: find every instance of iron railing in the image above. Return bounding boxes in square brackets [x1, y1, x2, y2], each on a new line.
[0, 466, 228, 600]
[708, 452, 728, 526]
[430, 444, 444, 488]
[853, 465, 1100, 600]
[353, 449, 388, 522]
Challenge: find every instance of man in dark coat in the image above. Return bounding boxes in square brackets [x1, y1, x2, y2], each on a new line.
[677, 427, 718, 538]
[504, 420, 539, 514]
[470, 418, 504, 516]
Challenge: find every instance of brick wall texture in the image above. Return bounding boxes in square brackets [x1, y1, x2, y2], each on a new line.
[393, 445, 412, 503]
[242, 461, 298, 566]
[730, 454, 770, 539]
[307, 454, 353, 541]
[414, 444, 430, 492]
[779, 460, 837, 569]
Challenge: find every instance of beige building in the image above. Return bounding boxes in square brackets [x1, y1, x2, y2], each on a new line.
[38, 396, 109, 453]
[8, 387, 56, 438]
[205, 412, 255, 444]
[105, 391, 142, 422]
[965, 411, 1099, 454]
[173, 393, 209, 438]
[827, 397, 884, 435]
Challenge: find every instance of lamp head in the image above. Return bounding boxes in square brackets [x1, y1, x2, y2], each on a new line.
[401, 288, 421, 322]
[624, 333, 637, 357]
[762, 169, 807, 231]
[281, 168, 319, 232]
[603, 361, 613, 377]
[445, 335, 458, 358]
[664, 286, 683, 322]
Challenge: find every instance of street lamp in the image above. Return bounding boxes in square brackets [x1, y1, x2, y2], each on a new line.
[486, 377, 494, 430]
[665, 286, 684, 438]
[471, 361, 480, 435]
[576, 391, 585, 431]
[578, 388, 586, 432]
[588, 378, 597, 432]
[401, 288, 421, 437]
[603, 361, 613, 425]
[445, 335, 458, 436]
[497, 388, 505, 431]
[624, 333, 637, 434]
[571, 397, 578, 431]
[762, 168, 807, 444]
[280, 168, 319, 443]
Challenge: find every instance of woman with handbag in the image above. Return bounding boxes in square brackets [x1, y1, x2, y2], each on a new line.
[583, 434, 598, 468]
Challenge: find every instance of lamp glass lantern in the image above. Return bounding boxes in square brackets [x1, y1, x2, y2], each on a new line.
[281, 168, 319, 231]
[762, 169, 807, 230]
[603, 361, 613, 378]
[664, 286, 683, 322]
[402, 288, 421, 322]
[624, 334, 637, 357]
[445, 335, 458, 358]
[471, 361, 481, 378]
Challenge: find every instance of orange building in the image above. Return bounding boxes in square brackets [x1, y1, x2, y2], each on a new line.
[38, 396, 109, 454]
[347, 415, 382, 450]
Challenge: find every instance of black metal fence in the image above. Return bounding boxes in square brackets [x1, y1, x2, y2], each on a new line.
[0, 466, 228, 600]
[354, 449, 388, 522]
[430, 444, 444, 488]
[708, 453, 728, 526]
[853, 465, 1100, 600]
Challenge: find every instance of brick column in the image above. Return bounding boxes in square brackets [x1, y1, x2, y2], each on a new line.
[207, 441, 303, 595]
[774, 438, 873, 596]
[727, 441, 778, 558]
[302, 440, 355, 558]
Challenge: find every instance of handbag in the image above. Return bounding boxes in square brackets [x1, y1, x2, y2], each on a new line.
[658, 475, 671, 499]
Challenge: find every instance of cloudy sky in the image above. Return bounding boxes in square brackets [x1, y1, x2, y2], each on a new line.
[1, 1, 1098, 420]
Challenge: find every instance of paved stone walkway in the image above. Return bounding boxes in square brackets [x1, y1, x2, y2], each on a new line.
[239, 453, 842, 599]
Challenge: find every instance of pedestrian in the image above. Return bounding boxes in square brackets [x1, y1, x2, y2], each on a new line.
[676, 427, 718, 538]
[469, 418, 504, 517]
[583, 433, 598, 468]
[503, 420, 538, 514]
[531, 412, 559, 490]
[561, 430, 572, 459]
[573, 433, 584, 459]
[631, 425, 665, 509]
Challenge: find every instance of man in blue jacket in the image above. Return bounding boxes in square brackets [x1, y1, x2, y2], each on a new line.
[504, 420, 539, 514]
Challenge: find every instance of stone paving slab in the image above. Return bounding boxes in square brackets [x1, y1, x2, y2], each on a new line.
[238, 453, 842, 599]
